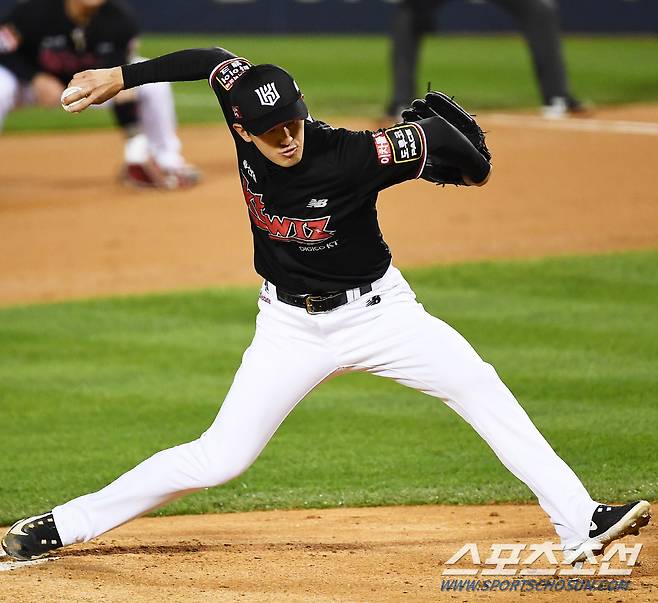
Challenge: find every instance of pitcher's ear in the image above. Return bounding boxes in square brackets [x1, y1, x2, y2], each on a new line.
[232, 123, 252, 142]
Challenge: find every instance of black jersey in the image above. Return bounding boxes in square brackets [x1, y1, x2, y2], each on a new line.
[207, 56, 427, 294]
[121, 47, 487, 293]
[0, 0, 137, 84]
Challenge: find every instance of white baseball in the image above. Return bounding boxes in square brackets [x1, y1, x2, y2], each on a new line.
[60, 86, 87, 112]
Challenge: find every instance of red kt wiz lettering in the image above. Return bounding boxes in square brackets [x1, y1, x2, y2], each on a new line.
[241, 176, 335, 244]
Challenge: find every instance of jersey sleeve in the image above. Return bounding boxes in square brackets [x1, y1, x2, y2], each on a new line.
[339, 122, 428, 195]
[122, 47, 237, 88]
[121, 46, 243, 132]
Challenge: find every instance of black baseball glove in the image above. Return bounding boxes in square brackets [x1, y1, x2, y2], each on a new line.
[402, 91, 491, 186]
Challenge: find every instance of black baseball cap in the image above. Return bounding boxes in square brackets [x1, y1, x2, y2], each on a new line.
[229, 64, 308, 136]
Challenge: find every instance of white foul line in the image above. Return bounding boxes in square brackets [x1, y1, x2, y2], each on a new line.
[483, 113, 658, 137]
[172, 93, 658, 136]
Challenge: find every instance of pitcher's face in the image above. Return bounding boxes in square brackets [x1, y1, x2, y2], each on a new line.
[232, 120, 305, 168]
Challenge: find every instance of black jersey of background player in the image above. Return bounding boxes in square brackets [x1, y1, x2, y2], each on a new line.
[0, 0, 137, 84]
[208, 54, 428, 294]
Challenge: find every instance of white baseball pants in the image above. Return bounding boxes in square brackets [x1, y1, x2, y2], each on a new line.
[0, 63, 185, 170]
[53, 265, 597, 548]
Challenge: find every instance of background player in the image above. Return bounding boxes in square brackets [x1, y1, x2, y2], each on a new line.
[0, 0, 198, 189]
[2, 45, 649, 565]
[388, 0, 589, 119]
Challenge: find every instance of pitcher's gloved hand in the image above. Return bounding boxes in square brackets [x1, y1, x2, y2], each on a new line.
[402, 91, 491, 186]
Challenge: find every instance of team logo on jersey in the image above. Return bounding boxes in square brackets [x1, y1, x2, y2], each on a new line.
[211, 58, 252, 91]
[40, 47, 97, 77]
[254, 83, 280, 107]
[241, 176, 334, 244]
[385, 124, 424, 163]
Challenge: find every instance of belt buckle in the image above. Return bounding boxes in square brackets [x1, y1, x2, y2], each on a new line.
[305, 295, 325, 315]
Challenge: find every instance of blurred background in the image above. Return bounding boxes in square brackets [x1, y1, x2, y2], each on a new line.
[26, 0, 658, 33]
[2, 0, 657, 132]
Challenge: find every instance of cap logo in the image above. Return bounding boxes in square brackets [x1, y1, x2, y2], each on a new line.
[254, 82, 280, 107]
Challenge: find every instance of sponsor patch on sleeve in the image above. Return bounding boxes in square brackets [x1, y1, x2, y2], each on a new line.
[211, 57, 252, 91]
[384, 124, 424, 164]
[372, 130, 393, 165]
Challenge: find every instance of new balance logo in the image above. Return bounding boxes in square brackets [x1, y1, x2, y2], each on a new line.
[365, 295, 381, 307]
[590, 520, 597, 531]
[255, 82, 280, 106]
[307, 198, 328, 208]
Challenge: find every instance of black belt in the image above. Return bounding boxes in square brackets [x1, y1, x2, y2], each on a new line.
[275, 284, 373, 314]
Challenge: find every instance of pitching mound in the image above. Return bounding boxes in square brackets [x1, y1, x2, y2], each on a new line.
[1, 505, 656, 601]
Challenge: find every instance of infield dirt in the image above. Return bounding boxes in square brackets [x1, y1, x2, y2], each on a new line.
[0, 105, 656, 601]
[1, 105, 657, 306]
[1, 506, 656, 602]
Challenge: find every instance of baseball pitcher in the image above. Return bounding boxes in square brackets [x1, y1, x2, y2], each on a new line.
[2, 45, 649, 566]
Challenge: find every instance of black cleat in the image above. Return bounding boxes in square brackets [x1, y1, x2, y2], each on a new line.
[564, 500, 651, 564]
[1, 513, 62, 561]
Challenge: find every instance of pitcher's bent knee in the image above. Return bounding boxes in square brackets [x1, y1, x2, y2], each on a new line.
[185, 436, 259, 489]
[198, 457, 254, 488]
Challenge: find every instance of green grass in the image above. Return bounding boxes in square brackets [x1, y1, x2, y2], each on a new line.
[0, 250, 656, 524]
[4, 34, 657, 133]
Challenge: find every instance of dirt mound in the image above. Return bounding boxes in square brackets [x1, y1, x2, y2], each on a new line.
[1, 505, 655, 602]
